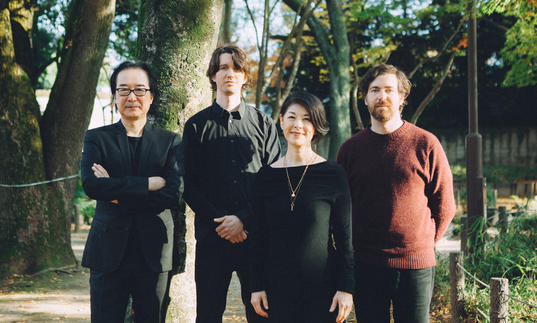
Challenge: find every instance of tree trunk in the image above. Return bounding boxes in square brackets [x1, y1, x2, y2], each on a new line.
[220, 0, 232, 44]
[0, 0, 116, 278]
[0, 5, 53, 277]
[138, 0, 223, 321]
[284, 0, 351, 160]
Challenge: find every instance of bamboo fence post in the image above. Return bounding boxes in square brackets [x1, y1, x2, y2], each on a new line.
[450, 252, 465, 322]
[490, 277, 509, 323]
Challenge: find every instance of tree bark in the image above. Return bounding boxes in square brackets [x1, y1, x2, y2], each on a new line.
[40, 0, 116, 259]
[283, 0, 351, 160]
[0, 4, 52, 277]
[138, 0, 223, 321]
[0, 0, 116, 278]
[219, 0, 232, 44]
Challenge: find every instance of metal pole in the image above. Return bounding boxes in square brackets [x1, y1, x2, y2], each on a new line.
[465, 0, 485, 255]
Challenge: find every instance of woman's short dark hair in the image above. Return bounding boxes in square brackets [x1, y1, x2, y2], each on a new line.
[206, 45, 251, 91]
[110, 61, 159, 109]
[280, 92, 329, 144]
[358, 63, 412, 109]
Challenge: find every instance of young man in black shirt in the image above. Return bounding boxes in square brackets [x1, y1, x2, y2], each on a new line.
[183, 45, 281, 322]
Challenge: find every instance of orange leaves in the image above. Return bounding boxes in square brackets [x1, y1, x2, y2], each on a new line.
[452, 38, 468, 52]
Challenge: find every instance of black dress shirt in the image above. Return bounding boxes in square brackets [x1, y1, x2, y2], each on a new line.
[182, 100, 281, 241]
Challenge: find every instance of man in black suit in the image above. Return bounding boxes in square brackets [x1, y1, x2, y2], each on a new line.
[80, 61, 183, 323]
[183, 45, 280, 323]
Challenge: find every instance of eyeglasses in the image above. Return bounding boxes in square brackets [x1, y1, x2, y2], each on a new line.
[116, 88, 151, 97]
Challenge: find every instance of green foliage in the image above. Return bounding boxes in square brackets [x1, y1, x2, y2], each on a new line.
[33, 0, 69, 88]
[32, 0, 141, 89]
[481, 0, 537, 87]
[469, 213, 537, 281]
[73, 177, 95, 224]
[462, 212, 537, 321]
[451, 164, 537, 183]
[111, 0, 140, 60]
[435, 211, 537, 321]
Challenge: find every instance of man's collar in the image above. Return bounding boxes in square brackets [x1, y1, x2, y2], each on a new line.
[211, 100, 246, 119]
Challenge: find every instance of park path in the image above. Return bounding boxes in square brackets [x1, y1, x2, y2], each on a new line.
[0, 224, 458, 322]
[0, 226, 261, 322]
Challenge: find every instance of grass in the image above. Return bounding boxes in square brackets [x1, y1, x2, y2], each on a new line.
[433, 211, 537, 322]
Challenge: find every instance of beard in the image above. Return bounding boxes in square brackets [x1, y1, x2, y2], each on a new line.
[369, 100, 397, 122]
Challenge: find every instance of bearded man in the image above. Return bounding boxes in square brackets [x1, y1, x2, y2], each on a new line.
[336, 64, 455, 323]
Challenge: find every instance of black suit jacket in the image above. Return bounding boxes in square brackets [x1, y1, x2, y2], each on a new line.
[80, 121, 184, 273]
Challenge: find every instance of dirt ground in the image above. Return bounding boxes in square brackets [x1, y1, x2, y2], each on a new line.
[0, 227, 276, 323]
[0, 225, 458, 322]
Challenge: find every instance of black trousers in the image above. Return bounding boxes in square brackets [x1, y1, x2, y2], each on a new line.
[90, 267, 169, 323]
[195, 236, 267, 323]
[354, 261, 435, 323]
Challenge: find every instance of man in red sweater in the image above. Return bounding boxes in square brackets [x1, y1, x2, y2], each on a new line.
[337, 64, 455, 322]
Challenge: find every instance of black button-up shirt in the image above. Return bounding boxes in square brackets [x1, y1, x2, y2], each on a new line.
[183, 100, 281, 241]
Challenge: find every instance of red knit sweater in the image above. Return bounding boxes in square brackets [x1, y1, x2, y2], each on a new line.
[337, 122, 456, 269]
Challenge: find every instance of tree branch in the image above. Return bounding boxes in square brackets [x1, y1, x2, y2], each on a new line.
[349, 44, 364, 130]
[410, 51, 456, 124]
[283, 0, 336, 66]
[261, 0, 314, 98]
[243, 0, 261, 51]
[408, 18, 464, 79]
[271, 3, 310, 120]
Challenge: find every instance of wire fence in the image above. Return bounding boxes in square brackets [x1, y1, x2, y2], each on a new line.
[457, 262, 537, 310]
[0, 174, 79, 188]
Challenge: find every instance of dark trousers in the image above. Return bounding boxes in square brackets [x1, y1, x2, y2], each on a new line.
[195, 237, 267, 323]
[90, 267, 169, 323]
[354, 261, 434, 323]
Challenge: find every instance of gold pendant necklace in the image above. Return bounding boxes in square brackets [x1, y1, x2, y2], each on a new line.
[284, 152, 316, 211]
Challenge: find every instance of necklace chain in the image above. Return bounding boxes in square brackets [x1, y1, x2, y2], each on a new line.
[284, 152, 316, 212]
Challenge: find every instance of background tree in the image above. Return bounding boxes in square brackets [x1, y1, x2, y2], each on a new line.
[0, 0, 115, 278]
[283, 0, 351, 160]
[138, 0, 224, 320]
[220, 0, 233, 44]
[482, 0, 537, 87]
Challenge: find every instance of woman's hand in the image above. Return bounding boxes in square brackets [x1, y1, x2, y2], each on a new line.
[251, 290, 269, 318]
[329, 291, 353, 323]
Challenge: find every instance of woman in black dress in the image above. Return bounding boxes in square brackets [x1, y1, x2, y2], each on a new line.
[249, 92, 354, 323]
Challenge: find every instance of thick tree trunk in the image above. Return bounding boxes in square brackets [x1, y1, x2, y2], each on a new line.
[284, 0, 351, 160]
[0, 5, 55, 277]
[40, 0, 116, 270]
[0, 0, 116, 278]
[138, 1, 223, 321]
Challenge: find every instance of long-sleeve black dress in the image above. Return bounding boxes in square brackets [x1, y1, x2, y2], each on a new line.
[250, 161, 354, 323]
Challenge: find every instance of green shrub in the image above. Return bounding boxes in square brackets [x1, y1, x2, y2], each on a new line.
[73, 176, 95, 224]
[434, 211, 537, 321]
[465, 212, 537, 321]
[450, 164, 537, 183]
